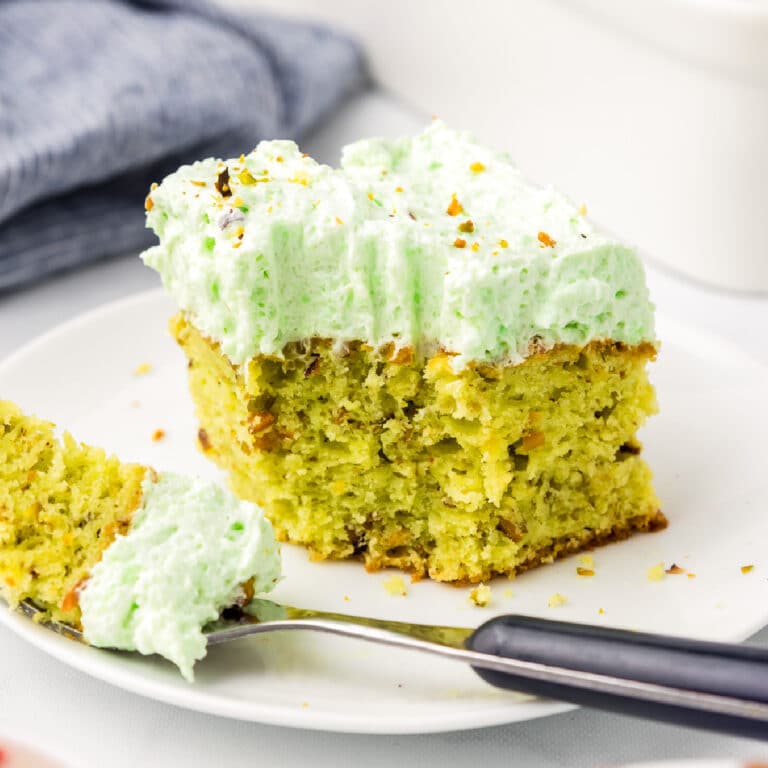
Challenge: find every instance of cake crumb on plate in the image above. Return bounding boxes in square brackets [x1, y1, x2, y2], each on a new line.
[647, 563, 666, 581]
[383, 575, 407, 596]
[469, 583, 491, 607]
[547, 593, 567, 608]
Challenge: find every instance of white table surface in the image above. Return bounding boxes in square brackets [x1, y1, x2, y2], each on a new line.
[1, 91, 767, 768]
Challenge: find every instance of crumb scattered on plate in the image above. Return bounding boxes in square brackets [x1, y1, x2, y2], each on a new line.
[383, 575, 407, 596]
[647, 563, 665, 581]
[576, 567, 594, 577]
[547, 593, 567, 608]
[665, 563, 685, 575]
[741, 564, 755, 574]
[502, 587, 514, 599]
[151, 428, 166, 442]
[598, 607, 605, 615]
[687, 572, 697, 579]
[468, 583, 491, 607]
[578, 554, 594, 568]
[134, 362, 152, 376]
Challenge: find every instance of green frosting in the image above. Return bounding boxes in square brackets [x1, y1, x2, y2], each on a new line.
[79, 473, 280, 681]
[142, 122, 655, 367]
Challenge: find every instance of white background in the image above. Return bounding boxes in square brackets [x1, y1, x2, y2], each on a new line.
[1, 91, 767, 767]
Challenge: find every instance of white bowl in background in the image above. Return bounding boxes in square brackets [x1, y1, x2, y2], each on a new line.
[240, 0, 768, 292]
[615, 761, 758, 768]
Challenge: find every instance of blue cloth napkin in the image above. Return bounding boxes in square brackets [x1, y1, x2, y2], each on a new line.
[0, 0, 366, 292]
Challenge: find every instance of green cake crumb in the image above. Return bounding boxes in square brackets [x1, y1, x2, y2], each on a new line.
[469, 583, 491, 607]
[548, 593, 567, 608]
[383, 575, 407, 596]
[647, 563, 666, 581]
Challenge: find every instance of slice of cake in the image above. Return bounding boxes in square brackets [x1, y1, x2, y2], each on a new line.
[142, 121, 664, 584]
[0, 400, 280, 679]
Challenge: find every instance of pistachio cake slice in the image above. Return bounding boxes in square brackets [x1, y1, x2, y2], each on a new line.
[142, 121, 664, 584]
[0, 400, 280, 679]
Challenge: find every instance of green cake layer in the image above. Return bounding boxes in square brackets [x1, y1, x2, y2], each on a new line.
[173, 316, 663, 583]
[0, 400, 147, 626]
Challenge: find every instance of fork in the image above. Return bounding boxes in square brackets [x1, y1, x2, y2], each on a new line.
[19, 598, 768, 740]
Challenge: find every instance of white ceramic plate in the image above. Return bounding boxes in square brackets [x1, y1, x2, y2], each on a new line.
[1, 290, 767, 734]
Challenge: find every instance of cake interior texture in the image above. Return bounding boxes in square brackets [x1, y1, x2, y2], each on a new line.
[0, 401, 147, 625]
[173, 315, 664, 583]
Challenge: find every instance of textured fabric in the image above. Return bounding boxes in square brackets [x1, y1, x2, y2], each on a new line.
[0, 0, 366, 292]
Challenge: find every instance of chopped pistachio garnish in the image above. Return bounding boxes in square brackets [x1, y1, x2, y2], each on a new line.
[538, 231, 556, 248]
[446, 194, 463, 216]
[215, 168, 232, 197]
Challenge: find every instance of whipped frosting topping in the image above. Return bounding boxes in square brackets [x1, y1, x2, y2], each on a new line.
[142, 122, 655, 368]
[79, 473, 280, 681]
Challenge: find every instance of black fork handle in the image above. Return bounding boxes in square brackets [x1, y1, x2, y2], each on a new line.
[468, 615, 768, 740]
